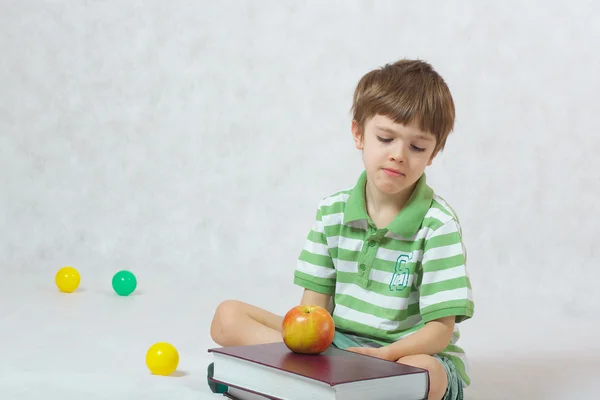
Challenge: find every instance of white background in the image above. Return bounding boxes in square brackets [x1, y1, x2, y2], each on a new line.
[1, 1, 599, 399]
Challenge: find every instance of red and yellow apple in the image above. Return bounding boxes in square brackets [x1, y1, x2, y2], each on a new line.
[281, 304, 335, 354]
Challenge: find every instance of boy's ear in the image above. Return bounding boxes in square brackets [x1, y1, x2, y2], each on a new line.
[351, 120, 364, 150]
[427, 147, 440, 166]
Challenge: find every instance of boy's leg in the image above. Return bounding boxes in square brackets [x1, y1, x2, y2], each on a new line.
[210, 300, 284, 347]
[397, 354, 452, 400]
[432, 355, 464, 400]
[208, 300, 284, 394]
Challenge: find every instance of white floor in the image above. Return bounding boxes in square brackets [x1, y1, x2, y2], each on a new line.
[1, 271, 599, 400]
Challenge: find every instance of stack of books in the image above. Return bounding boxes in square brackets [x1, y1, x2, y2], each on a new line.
[208, 342, 429, 400]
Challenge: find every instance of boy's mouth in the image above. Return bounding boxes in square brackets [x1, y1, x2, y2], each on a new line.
[383, 168, 404, 177]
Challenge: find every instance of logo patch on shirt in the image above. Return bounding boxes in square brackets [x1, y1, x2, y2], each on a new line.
[389, 254, 411, 292]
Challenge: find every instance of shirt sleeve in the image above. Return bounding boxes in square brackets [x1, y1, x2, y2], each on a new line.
[293, 205, 336, 295]
[418, 218, 474, 323]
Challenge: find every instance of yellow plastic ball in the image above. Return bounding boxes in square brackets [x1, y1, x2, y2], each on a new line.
[55, 266, 80, 293]
[146, 342, 179, 376]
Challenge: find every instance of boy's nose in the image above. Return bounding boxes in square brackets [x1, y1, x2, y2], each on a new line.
[390, 144, 407, 162]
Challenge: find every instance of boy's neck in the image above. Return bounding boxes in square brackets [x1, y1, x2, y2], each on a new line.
[364, 179, 416, 228]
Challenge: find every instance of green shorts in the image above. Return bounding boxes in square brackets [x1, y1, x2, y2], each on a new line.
[332, 330, 464, 400]
[432, 354, 464, 400]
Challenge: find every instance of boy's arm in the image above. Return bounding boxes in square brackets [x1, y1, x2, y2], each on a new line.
[348, 316, 455, 361]
[383, 316, 455, 360]
[300, 289, 333, 314]
[294, 202, 336, 314]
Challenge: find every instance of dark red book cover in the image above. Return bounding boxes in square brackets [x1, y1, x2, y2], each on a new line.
[208, 342, 428, 386]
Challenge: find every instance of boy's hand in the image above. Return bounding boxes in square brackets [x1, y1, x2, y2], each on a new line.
[346, 346, 393, 361]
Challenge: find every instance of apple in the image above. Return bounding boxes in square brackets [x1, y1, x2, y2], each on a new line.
[281, 304, 335, 354]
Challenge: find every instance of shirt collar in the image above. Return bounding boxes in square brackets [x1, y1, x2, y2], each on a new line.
[343, 170, 433, 237]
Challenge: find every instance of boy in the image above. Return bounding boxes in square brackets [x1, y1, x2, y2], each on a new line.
[208, 59, 474, 400]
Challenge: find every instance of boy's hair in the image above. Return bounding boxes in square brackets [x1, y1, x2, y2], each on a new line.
[351, 59, 455, 154]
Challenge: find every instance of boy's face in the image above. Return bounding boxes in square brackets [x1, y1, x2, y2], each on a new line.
[352, 114, 438, 200]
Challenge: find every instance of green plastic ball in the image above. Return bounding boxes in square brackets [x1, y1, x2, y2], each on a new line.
[112, 270, 137, 296]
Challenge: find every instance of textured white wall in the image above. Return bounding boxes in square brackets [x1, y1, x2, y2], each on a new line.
[2, 0, 599, 326]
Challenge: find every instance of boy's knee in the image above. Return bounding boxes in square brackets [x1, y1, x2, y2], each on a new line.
[210, 300, 242, 344]
[397, 355, 448, 400]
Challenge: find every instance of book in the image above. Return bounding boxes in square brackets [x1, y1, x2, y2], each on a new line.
[208, 342, 429, 400]
[224, 386, 273, 400]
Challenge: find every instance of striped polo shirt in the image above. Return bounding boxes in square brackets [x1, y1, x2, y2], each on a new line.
[293, 170, 475, 385]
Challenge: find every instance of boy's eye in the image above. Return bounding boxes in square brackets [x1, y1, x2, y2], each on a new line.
[376, 136, 426, 152]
